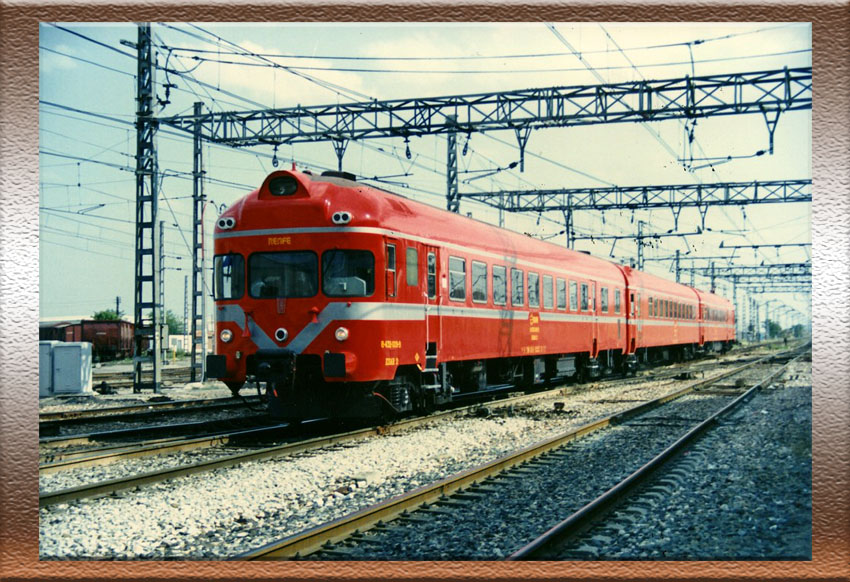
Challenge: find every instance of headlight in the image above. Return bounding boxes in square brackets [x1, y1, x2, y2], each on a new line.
[220, 329, 233, 343]
[334, 327, 349, 342]
[268, 176, 298, 196]
[274, 328, 288, 342]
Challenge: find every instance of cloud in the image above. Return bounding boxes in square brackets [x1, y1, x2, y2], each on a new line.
[39, 43, 78, 74]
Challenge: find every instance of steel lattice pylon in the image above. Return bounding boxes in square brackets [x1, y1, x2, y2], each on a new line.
[190, 102, 207, 381]
[132, 24, 162, 393]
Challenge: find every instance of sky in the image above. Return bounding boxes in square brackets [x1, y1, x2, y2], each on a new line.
[38, 22, 812, 334]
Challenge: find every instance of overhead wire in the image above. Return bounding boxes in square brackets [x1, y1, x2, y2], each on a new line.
[41, 23, 809, 311]
[154, 24, 797, 62]
[170, 48, 811, 75]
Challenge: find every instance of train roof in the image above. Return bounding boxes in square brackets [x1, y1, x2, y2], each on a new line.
[222, 169, 731, 305]
[224, 169, 626, 282]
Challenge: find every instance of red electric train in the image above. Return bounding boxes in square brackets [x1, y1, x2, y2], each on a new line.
[207, 169, 735, 418]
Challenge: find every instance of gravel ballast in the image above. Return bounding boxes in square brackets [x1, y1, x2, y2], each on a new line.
[557, 359, 812, 560]
[39, 353, 799, 560]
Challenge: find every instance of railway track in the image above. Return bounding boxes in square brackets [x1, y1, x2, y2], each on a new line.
[234, 346, 804, 560]
[39, 423, 293, 472]
[39, 344, 782, 511]
[91, 366, 193, 389]
[39, 397, 264, 439]
[39, 413, 272, 449]
[39, 394, 261, 423]
[37, 382, 588, 508]
[509, 347, 808, 560]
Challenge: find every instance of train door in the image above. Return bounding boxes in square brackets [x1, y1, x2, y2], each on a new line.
[384, 237, 399, 300]
[424, 246, 441, 370]
[635, 292, 643, 346]
[628, 290, 637, 354]
[590, 281, 598, 357]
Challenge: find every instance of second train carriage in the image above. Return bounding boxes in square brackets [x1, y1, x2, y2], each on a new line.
[206, 170, 735, 418]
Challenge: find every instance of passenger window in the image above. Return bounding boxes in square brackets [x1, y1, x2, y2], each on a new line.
[472, 261, 487, 304]
[569, 281, 578, 311]
[648, 297, 653, 317]
[581, 284, 589, 311]
[406, 247, 418, 286]
[614, 289, 621, 314]
[449, 256, 466, 301]
[493, 265, 507, 306]
[556, 278, 566, 310]
[600, 287, 609, 313]
[511, 268, 524, 306]
[528, 272, 540, 308]
[427, 252, 436, 299]
[543, 275, 553, 309]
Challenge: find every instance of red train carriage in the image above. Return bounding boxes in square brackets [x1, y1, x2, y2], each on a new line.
[621, 268, 702, 363]
[207, 170, 735, 419]
[695, 289, 736, 348]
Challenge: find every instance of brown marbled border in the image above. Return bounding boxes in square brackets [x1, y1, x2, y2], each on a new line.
[2, 2, 847, 581]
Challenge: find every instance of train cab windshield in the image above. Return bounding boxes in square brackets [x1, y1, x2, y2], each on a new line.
[249, 251, 318, 298]
[322, 250, 375, 297]
[213, 254, 245, 299]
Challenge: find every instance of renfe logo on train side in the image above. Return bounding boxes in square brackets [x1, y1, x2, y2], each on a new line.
[529, 313, 540, 341]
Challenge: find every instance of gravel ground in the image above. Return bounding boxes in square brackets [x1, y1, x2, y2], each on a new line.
[310, 360, 808, 561]
[39, 366, 734, 559]
[317, 393, 736, 560]
[557, 359, 812, 560]
[38, 352, 790, 560]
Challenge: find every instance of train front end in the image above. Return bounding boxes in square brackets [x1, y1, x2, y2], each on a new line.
[206, 170, 395, 419]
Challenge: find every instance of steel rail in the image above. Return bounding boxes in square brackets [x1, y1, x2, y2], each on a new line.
[39, 398, 262, 431]
[39, 423, 290, 474]
[37, 385, 575, 508]
[235, 350, 786, 560]
[39, 395, 260, 422]
[39, 344, 793, 509]
[38, 414, 270, 447]
[507, 345, 808, 560]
